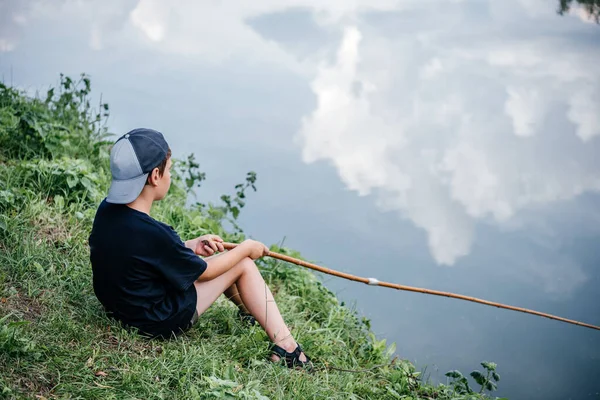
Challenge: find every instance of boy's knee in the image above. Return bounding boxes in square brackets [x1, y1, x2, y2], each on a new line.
[239, 257, 257, 272]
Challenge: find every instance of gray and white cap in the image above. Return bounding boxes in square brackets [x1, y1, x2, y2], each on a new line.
[106, 128, 170, 204]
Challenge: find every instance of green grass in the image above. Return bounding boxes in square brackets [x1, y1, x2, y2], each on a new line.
[0, 75, 502, 399]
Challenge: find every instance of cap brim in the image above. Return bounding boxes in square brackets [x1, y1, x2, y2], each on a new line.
[106, 173, 149, 204]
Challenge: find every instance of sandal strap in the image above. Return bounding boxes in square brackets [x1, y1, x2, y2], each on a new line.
[271, 344, 288, 359]
[270, 343, 310, 368]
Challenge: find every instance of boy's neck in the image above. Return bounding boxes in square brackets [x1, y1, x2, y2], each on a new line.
[126, 192, 154, 215]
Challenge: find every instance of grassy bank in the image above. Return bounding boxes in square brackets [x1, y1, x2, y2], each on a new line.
[0, 75, 502, 399]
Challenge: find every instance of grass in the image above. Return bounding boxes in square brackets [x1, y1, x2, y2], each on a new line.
[0, 74, 501, 399]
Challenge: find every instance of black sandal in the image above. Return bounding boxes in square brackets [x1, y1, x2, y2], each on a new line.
[238, 309, 256, 326]
[270, 343, 312, 369]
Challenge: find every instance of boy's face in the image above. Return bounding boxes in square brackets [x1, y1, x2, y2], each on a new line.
[155, 157, 172, 200]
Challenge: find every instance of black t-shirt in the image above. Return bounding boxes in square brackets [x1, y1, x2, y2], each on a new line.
[88, 199, 207, 338]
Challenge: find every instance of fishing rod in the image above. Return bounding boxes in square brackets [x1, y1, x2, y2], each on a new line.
[222, 242, 600, 332]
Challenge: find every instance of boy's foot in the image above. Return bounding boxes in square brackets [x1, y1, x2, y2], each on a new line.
[270, 342, 311, 369]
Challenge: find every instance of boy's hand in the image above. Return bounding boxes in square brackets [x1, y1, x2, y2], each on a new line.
[240, 239, 269, 260]
[192, 234, 224, 257]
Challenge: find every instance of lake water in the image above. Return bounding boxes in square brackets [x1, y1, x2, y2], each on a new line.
[1, 1, 600, 398]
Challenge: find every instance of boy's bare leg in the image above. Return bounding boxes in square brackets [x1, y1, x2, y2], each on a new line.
[193, 257, 306, 362]
[224, 283, 250, 314]
[205, 254, 249, 313]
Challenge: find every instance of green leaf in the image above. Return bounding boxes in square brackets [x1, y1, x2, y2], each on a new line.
[445, 370, 463, 379]
[45, 88, 55, 103]
[54, 195, 65, 210]
[470, 370, 485, 386]
[485, 381, 497, 391]
[33, 262, 45, 275]
[481, 361, 497, 371]
[385, 342, 397, 358]
[66, 175, 78, 188]
[79, 176, 94, 192]
[460, 377, 472, 393]
[385, 386, 403, 399]
[492, 371, 500, 382]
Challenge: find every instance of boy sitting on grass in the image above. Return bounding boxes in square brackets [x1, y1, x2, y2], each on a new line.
[88, 128, 309, 368]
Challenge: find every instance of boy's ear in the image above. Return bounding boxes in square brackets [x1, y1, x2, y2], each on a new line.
[148, 167, 160, 186]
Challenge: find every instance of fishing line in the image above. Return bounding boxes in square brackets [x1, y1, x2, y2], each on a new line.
[222, 242, 600, 332]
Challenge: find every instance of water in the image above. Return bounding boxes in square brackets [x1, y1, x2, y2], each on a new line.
[2, 1, 600, 398]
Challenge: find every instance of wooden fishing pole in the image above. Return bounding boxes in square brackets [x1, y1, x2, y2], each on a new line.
[222, 242, 600, 332]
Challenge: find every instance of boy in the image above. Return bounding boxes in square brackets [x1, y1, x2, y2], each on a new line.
[88, 128, 309, 367]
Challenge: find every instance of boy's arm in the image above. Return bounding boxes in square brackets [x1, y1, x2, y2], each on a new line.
[196, 245, 249, 281]
[196, 240, 269, 282]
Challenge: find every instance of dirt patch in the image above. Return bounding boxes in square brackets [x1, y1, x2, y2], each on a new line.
[98, 330, 161, 356]
[0, 291, 46, 321]
[8, 371, 57, 399]
[33, 211, 72, 247]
